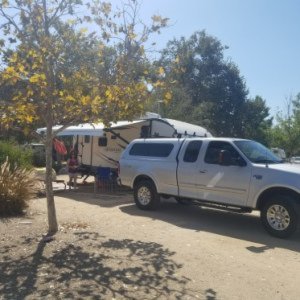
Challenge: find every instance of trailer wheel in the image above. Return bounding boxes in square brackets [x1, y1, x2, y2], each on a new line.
[134, 180, 160, 210]
[260, 195, 298, 238]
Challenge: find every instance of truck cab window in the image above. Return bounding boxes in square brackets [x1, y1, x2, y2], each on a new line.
[205, 141, 243, 166]
[183, 141, 202, 162]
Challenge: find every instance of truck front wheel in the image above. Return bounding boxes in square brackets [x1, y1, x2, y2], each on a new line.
[134, 180, 160, 210]
[261, 196, 298, 238]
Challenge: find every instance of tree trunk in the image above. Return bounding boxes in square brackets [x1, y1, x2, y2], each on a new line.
[42, 0, 58, 234]
[45, 115, 58, 234]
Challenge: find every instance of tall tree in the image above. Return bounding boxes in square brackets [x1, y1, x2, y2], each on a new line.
[270, 94, 300, 156]
[237, 96, 272, 144]
[0, 0, 168, 234]
[158, 31, 271, 137]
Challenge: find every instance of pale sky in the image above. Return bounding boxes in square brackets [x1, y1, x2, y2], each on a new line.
[134, 0, 300, 117]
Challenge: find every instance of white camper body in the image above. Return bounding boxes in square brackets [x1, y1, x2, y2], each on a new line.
[37, 115, 212, 171]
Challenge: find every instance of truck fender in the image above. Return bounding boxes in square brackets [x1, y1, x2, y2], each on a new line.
[254, 184, 300, 209]
[131, 173, 159, 192]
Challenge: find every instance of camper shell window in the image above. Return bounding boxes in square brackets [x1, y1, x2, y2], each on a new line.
[84, 135, 90, 143]
[183, 141, 202, 162]
[129, 143, 174, 157]
[98, 137, 108, 147]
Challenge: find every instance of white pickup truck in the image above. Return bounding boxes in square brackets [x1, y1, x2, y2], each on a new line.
[119, 138, 300, 238]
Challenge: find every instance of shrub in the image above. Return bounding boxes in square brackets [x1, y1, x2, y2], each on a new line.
[0, 141, 33, 169]
[0, 159, 37, 216]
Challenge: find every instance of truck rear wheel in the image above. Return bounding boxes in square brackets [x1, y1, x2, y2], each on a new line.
[260, 196, 298, 238]
[134, 180, 160, 210]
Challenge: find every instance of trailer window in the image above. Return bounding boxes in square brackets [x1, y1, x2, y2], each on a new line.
[140, 126, 150, 138]
[183, 141, 202, 162]
[129, 143, 174, 157]
[84, 135, 90, 143]
[98, 137, 108, 147]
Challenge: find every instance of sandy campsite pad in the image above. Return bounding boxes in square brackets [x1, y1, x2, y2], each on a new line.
[1, 184, 300, 299]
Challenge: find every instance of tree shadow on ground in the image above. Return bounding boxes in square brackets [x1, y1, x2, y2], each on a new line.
[120, 199, 300, 253]
[0, 231, 204, 299]
[51, 188, 134, 208]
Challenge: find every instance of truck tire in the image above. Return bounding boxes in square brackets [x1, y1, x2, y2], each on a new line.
[134, 180, 160, 210]
[260, 196, 298, 238]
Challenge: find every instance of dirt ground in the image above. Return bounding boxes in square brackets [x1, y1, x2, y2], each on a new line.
[1, 177, 300, 300]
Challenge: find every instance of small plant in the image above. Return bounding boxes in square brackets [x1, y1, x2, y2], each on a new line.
[0, 159, 37, 216]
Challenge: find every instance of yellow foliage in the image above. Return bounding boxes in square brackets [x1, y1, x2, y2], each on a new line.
[164, 91, 172, 102]
[9, 53, 18, 63]
[23, 127, 31, 136]
[153, 80, 163, 88]
[4, 66, 17, 76]
[25, 115, 34, 123]
[1, 0, 9, 8]
[128, 32, 137, 40]
[158, 66, 165, 76]
[29, 73, 46, 84]
[151, 15, 162, 23]
[65, 95, 75, 102]
[81, 96, 91, 106]
[18, 64, 25, 73]
[79, 28, 88, 34]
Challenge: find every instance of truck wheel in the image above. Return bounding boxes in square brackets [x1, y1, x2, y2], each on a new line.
[134, 180, 160, 210]
[261, 196, 298, 238]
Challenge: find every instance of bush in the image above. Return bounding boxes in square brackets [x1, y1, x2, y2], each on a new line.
[0, 141, 33, 169]
[0, 159, 37, 216]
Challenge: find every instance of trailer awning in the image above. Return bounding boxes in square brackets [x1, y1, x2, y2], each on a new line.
[36, 116, 212, 138]
[36, 120, 144, 137]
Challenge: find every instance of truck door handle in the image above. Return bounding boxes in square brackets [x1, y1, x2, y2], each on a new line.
[199, 170, 207, 173]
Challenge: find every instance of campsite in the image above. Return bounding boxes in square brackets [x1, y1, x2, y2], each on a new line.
[1, 0, 300, 299]
[1, 175, 300, 299]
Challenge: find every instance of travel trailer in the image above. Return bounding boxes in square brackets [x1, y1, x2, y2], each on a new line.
[37, 113, 212, 174]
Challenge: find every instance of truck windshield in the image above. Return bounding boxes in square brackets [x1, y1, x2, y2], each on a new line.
[234, 140, 283, 164]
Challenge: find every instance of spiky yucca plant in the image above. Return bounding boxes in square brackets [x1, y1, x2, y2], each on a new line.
[0, 158, 37, 216]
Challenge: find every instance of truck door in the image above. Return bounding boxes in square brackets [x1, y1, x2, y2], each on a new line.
[197, 141, 252, 206]
[177, 140, 203, 199]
